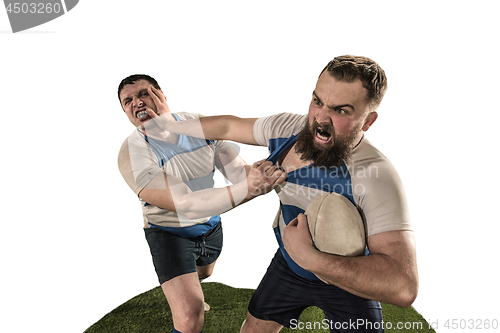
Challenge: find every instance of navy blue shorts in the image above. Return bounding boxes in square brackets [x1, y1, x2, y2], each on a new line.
[248, 249, 384, 333]
[144, 223, 223, 284]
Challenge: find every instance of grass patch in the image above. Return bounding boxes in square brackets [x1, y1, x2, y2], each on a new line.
[85, 282, 434, 332]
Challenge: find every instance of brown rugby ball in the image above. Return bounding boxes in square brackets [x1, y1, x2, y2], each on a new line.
[305, 192, 366, 257]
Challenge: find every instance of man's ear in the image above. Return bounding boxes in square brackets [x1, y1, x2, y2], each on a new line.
[362, 111, 378, 132]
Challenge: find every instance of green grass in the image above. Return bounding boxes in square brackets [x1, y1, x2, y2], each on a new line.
[84, 282, 434, 332]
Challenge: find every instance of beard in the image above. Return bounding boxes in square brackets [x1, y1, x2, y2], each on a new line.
[294, 118, 359, 167]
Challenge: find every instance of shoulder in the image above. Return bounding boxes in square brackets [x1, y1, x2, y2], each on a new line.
[254, 113, 306, 146]
[118, 129, 160, 174]
[255, 112, 306, 130]
[349, 138, 412, 235]
[117, 130, 161, 195]
[118, 129, 155, 162]
[350, 138, 401, 182]
[120, 129, 146, 147]
[118, 130, 143, 160]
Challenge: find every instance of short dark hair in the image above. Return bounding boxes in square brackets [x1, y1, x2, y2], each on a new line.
[117, 74, 161, 102]
[320, 55, 387, 111]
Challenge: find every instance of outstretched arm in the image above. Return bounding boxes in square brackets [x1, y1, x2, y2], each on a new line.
[196, 115, 258, 144]
[139, 159, 286, 220]
[142, 86, 259, 145]
[282, 214, 418, 307]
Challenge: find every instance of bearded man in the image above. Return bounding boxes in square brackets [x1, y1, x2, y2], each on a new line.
[150, 55, 418, 333]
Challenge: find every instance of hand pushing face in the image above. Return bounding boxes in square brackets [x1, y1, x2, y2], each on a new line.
[120, 80, 170, 127]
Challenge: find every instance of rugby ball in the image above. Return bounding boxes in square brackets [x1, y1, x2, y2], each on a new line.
[305, 192, 366, 257]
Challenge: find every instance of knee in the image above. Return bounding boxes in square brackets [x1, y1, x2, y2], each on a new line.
[197, 267, 214, 280]
[175, 306, 204, 333]
[241, 311, 282, 333]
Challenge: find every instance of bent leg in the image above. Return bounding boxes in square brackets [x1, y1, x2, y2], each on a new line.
[197, 260, 217, 312]
[195, 222, 223, 281]
[241, 311, 283, 333]
[161, 272, 205, 333]
[197, 260, 217, 280]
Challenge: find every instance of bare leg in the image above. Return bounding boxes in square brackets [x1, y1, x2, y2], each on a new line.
[197, 260, 217, 311]
[241, 311, 283, 333]
[160, 260, 218, 332]
[161, 272, 205, 333]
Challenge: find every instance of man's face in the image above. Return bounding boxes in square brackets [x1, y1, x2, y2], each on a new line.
[119, 80, 159, 127]
[295, 72, 377, 167]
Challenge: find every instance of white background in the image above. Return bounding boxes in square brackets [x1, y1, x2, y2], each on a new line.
[1, 1, 499, 332]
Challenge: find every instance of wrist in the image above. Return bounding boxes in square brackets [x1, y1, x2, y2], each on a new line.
[155, 112, 175, 131]
[229, 181, 251, 206]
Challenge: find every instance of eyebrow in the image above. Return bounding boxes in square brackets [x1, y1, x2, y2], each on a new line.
[121, 97, 131, 105]
[313, 91, 355, 112]
[121, 88, 149, 105]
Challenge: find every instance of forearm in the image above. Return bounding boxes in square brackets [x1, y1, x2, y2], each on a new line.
[175, 160, 285, 218]
[173, 180, 253, 219]
[161, 114, 258, 144]
[215, 149, 250, 185]
[141, 160, 285, 219]
[155, 113, 207, 139]
[283, 218, 418, 307]
[306, 251, 418, 307]
[140, 90, 258, 143]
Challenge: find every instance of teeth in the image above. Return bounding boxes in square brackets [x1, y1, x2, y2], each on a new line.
[317, 133, 329, 140]
[136, 110, 148, 119]
[316, 128, 331, 140]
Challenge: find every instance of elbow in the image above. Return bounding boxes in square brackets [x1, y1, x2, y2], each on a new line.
[183, 212, 203, 220]
[180, 209, 205, 220]
[182, 207, 209, 220]
[391, 257, 419, 307]
[395, 289, 418, 308]
[174, 198, 197, 219]
[393, 279, 419, 307]
[175, 198, 211, 220]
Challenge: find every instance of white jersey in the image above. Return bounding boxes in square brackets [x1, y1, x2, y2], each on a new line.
[118, 112, 232, 238]
[253, 112, 412, 280]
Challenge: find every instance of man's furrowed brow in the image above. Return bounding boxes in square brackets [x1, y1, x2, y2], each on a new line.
[313, 91, 355, 111]
[330, 103, 355, 112]
[121, 88, 148, 105]
[121, 97, 131, 105]
[313, 91, 321, 103]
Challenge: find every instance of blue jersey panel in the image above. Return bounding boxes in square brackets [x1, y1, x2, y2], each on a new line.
[142, 113, 219, 237]
[149, 216, 220, 238]
[268, 135, 359, 280]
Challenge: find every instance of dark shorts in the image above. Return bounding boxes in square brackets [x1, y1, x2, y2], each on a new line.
[144, 222, 223, 284]
[248, 249, 384, 333]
